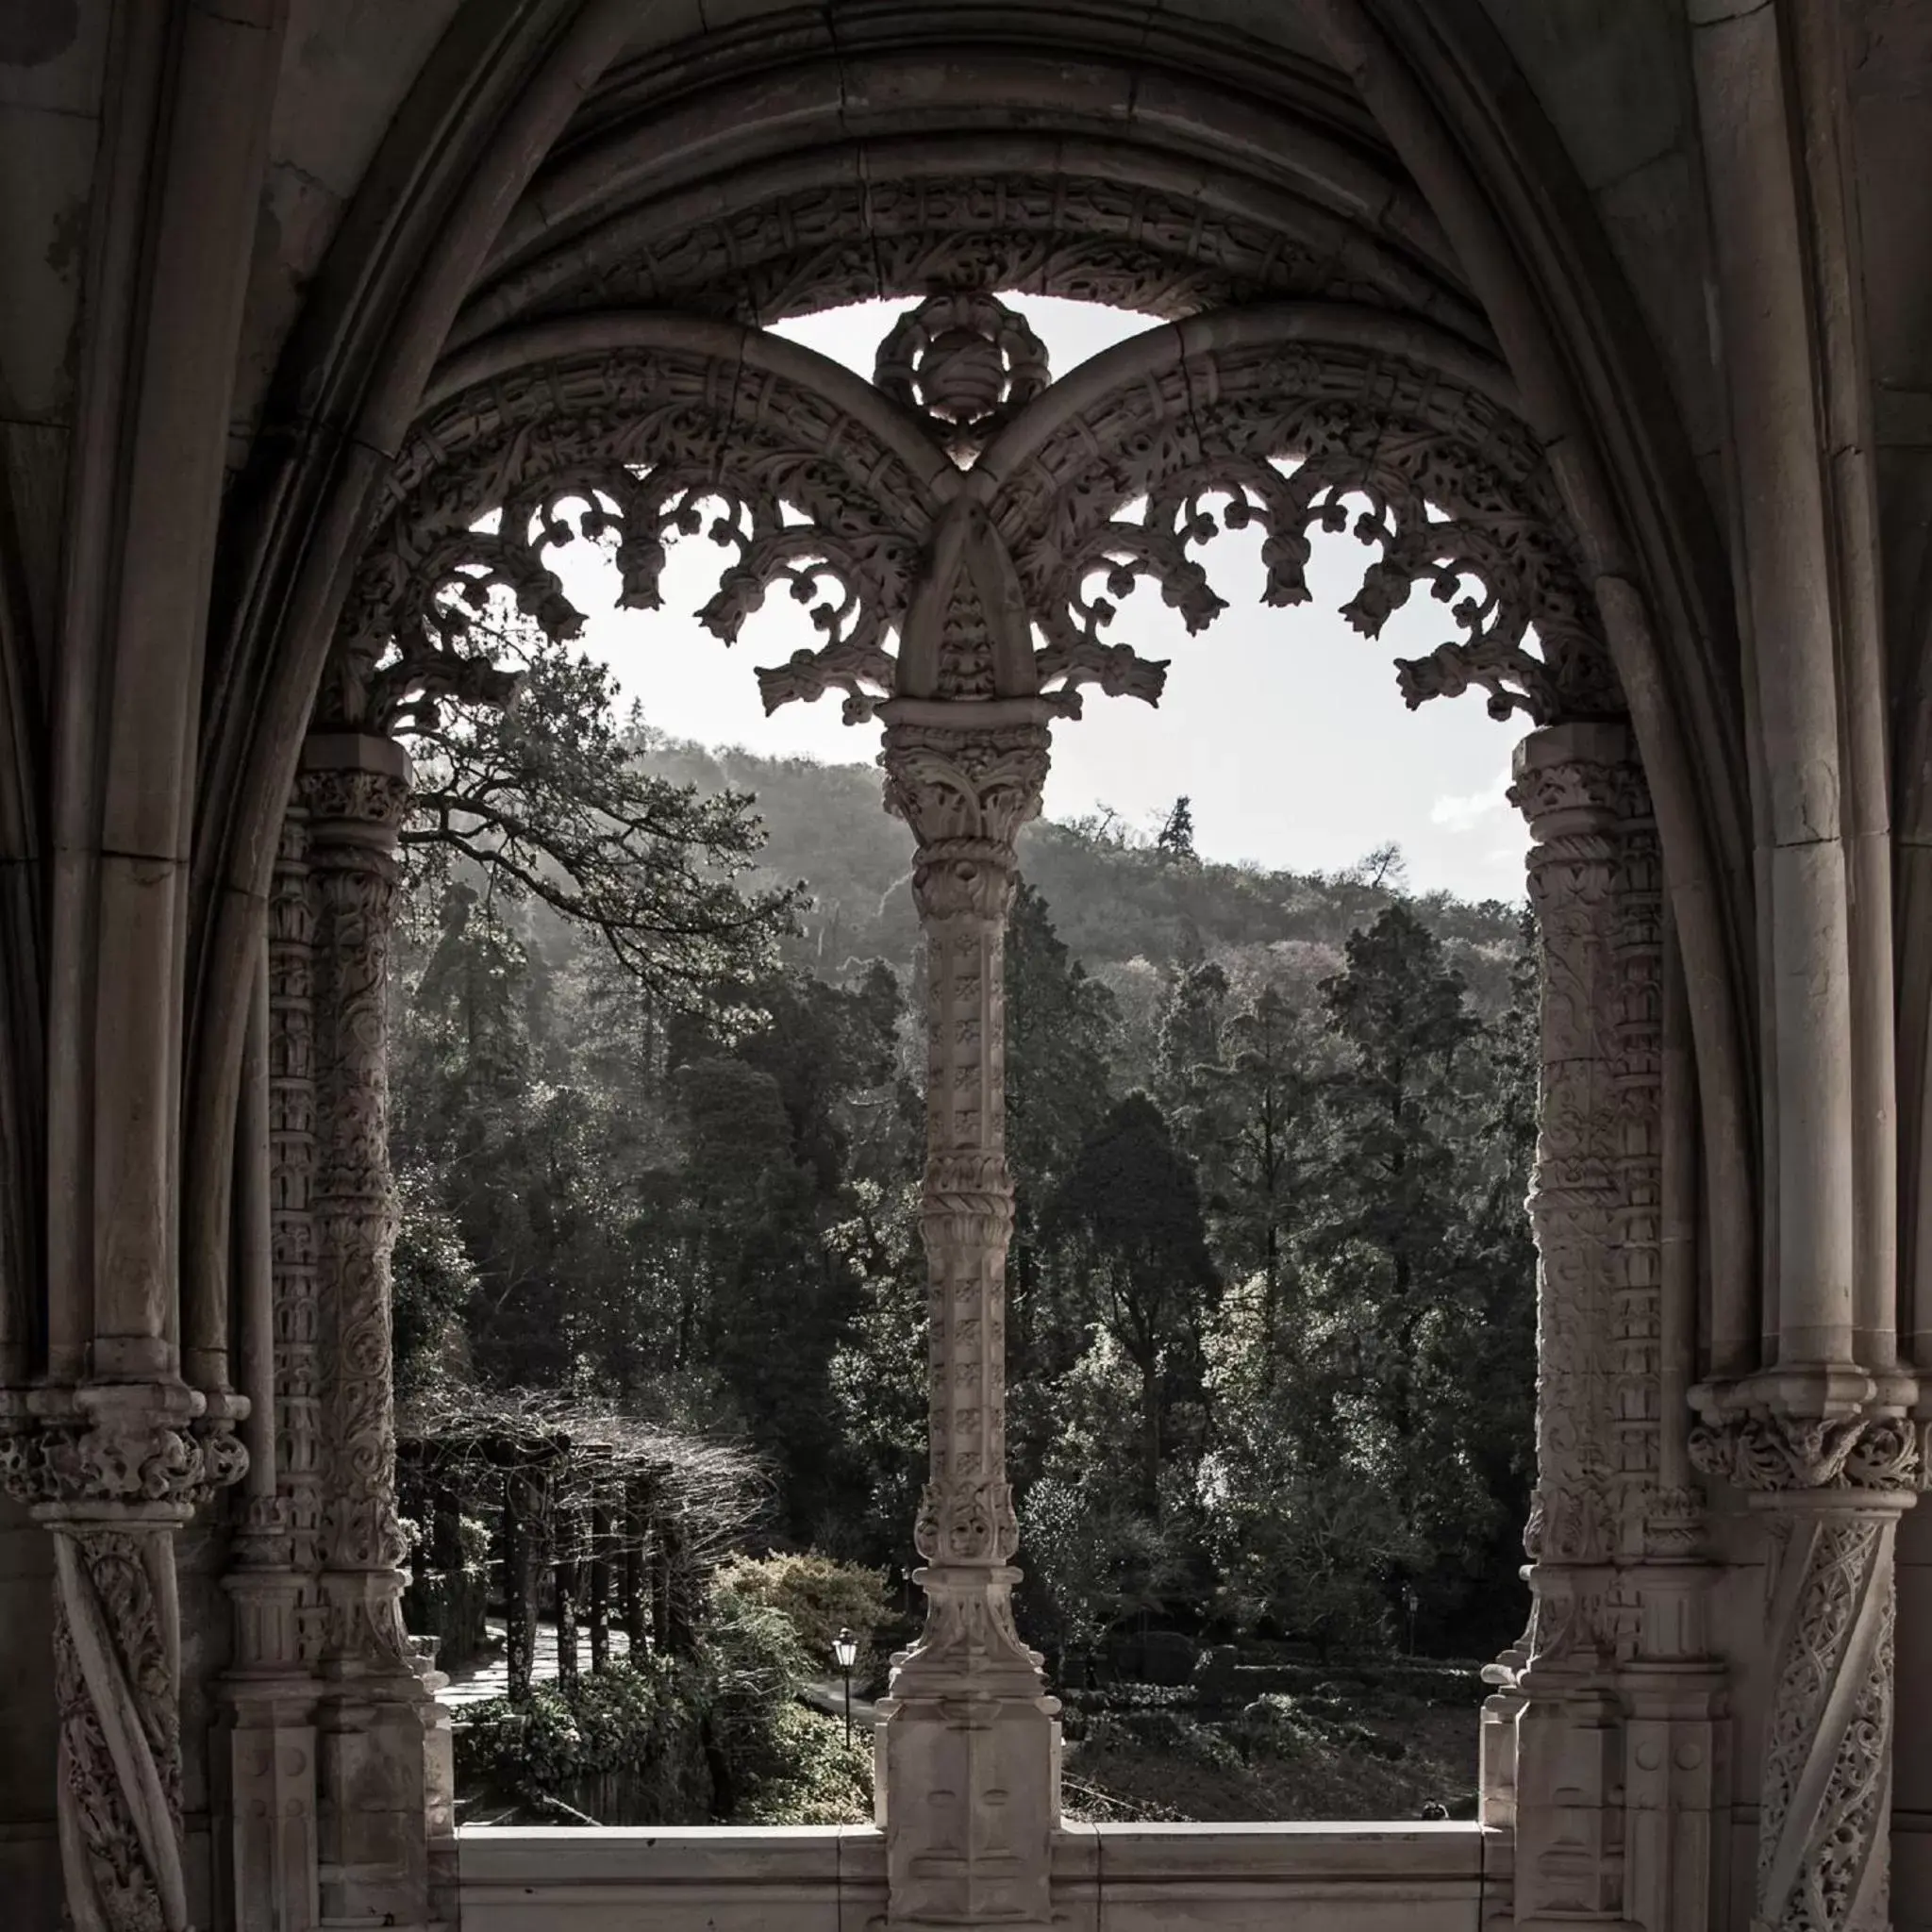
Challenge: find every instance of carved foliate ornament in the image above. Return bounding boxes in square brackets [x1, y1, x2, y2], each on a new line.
[0, 1384, 246, 1515]
[345, 308, 1618, 763]
[1688, 1410, 1923, 1494]
[52, 1528, 192, 1932]
[450, 167, 1481, 344]
[341, 345, 930, 732]
[991, 336, 1618, 724]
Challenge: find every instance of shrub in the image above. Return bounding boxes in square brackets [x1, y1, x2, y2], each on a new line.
[713, 1551, 891, 1682]
[455, 1657, 712, 1824]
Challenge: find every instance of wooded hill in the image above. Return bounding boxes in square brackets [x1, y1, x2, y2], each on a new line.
[637, 733, 1527, 1059]
[391, 707, 1539, 1669]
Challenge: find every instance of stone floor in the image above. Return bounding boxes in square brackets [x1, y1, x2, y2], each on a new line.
[441, 1619, 634, 1707]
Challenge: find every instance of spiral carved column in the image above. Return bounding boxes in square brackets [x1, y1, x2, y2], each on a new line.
[0, 1384, 244, 1932]
[1690, 1413, 1918, 1932]
[875, 700, 1061, 1932]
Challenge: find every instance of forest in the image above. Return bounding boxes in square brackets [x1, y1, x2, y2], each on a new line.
[389, 636, 1540, 1824]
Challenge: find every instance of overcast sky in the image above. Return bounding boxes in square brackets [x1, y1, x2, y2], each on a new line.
[548, 295, 1531, 904]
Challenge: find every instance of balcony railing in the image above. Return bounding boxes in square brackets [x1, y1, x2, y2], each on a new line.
[458, 1819, 1499, 1930]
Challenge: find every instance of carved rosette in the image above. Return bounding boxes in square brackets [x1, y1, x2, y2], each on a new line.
[301, 741, 415, 1672]
[881, 710, 1050, 1685]
[1690, 1411, 1919, 1932]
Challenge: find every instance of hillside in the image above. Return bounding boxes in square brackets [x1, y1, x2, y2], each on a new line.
[639, 736, 1529, 1028]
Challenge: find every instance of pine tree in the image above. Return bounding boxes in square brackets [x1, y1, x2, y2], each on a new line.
[1050, 1093, 1219, 1514]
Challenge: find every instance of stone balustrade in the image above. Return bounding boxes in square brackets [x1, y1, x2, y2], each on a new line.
[457, 1821, 1493, 1932]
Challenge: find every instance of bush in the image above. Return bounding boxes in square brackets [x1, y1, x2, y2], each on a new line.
[455, 1657, 711, 1824]
[733, 1701, 873, 1824]
[457, 1579, 818, 1825]
[714, 1551, 891, 1683]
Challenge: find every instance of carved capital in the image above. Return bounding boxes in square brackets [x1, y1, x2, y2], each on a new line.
[882, 711, 1051, 923]
[0, 1384, 246, 1517]
[297, 734, 412, 896]
[1688, 1410, 1923, 1495]
[1508, 723, 1643, 841]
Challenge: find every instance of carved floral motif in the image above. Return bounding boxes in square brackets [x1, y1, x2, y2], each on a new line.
[1688, 1412, 1922, 1494]
[343, 308, 1618, 756]
[270, 811, 326, 1611]
[451, 169, 1473, 341]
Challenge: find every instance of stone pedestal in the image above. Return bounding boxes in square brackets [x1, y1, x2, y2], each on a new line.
[216, 1504, 320, 1932]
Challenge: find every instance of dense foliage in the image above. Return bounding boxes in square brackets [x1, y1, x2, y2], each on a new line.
[392, 715, 1540, 1670]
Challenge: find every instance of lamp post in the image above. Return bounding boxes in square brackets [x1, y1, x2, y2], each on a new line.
[833, 1627, 858, 1745]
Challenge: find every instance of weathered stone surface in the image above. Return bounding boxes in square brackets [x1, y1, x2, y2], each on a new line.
[3, 7, 1932, 1929]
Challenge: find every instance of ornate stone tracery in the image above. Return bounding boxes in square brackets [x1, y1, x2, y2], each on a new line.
[318, 288, 1636, 1932]
[357, 303, 1618, 751]
[985, 329, 1616, 723]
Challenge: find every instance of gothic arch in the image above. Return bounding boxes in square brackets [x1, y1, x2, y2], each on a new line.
[183, 8, 1757, 1392]
[153, 15, 1773, 1924]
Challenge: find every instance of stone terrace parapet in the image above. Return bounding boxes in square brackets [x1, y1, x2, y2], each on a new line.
[458, 1821, 1492, 1932]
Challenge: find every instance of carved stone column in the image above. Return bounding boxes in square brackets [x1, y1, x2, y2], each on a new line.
[299, 733, 453, 1932]
[271, 807, 326, 1600]
[1490, 723, 1724, 1929]
[217, 878, 321, 1932]
[1690, 1412, 1918, 1932]
[874, 699, 1061, 1932]
[0, 1382, 243, 1932]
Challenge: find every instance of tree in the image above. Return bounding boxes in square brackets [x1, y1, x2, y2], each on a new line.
[1303, 904, 1511, 1643]
[1203, 986, 1317, 1337]
[1003, 883, 1119, 1480]
[1049, 1094, 1219, 1513]
[398, 622, 803, 1008]
[1155, 795, 1197, 862]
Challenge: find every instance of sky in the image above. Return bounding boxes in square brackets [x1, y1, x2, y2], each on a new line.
[543, 295, 1531, 904]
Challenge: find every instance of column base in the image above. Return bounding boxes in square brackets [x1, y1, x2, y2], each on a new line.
[877, 1568, 1061, 1931]
[878, 1690, 1061, 1931]
[316, 1579, 454, 1932]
